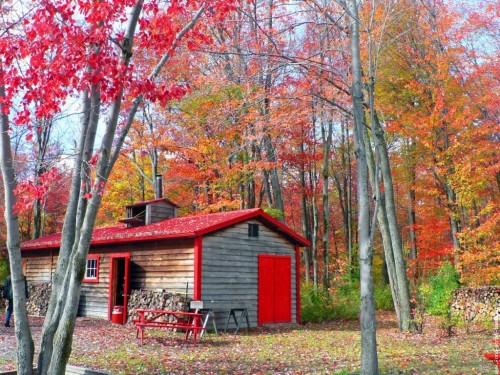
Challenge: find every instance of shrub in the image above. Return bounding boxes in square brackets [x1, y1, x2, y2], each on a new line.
[331, 281, 360, 320]
[375, 283, 394, 311]
[300, 282, 335, 323]
[418, 261, 460, 335]
[301, 277, 395, 322]
[0, 257, 7, 283]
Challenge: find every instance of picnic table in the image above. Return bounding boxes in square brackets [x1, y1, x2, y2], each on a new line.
[133, 309, 205, 346]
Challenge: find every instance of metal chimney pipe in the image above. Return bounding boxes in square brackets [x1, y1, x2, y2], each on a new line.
[155, 174, 163, 199]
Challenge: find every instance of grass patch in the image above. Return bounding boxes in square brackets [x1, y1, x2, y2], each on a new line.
[72, 314, 493, 374]
[1, 312, 496, 374]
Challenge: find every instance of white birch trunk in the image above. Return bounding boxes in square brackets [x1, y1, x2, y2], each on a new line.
[363, 126, 402, 327]
[373, 114, 415, 332]
[36, 2, 207, 374]
[346, 0, 379, 372]
[0, 84, 35, 375]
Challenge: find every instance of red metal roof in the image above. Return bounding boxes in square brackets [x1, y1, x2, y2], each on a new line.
[21, 208, 310, 250]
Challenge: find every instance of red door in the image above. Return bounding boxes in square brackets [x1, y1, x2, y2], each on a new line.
[258, 255, 292, 325]
[108, 253, 130, 324]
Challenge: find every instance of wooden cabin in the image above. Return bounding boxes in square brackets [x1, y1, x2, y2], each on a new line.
[20, 199, 310, 329]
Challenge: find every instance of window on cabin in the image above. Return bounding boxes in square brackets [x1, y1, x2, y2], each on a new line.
[83, 255, 100, 283]
[248, 223, 259, 238]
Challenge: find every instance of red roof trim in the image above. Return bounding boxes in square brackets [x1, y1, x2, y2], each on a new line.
[258, 210, 311, 246]
[192, 208, 310, 246]
[20, 232, 196, 251]
[191, 208, 260, 236]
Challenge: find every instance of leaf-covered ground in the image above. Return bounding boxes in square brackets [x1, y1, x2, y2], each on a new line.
[0, 311, 498, 374]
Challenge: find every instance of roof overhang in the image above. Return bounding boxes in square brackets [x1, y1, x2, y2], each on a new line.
[20, 208, 310, 251]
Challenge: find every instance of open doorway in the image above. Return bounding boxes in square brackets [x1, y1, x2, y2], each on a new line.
[108, 253, 130, 324]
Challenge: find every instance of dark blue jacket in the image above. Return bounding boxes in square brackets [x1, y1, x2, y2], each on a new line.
[2, 275, 29, 300]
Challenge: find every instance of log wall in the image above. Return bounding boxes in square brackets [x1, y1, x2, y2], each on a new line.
[22, 238, 195, 319]
[23, 250, 55, 282]
[128, 239, 194, 292]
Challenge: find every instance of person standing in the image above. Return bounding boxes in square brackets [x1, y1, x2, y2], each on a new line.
[3, 273, 28, 327]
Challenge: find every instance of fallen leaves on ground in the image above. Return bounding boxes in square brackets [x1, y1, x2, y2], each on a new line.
[0, 311, 497, 374]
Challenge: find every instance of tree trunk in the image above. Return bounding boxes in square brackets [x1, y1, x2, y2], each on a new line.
[338, 119, 354, 277]
[33, 116, 52, 239]
[311, 184, 319, 288]
[347, 134, 353, 276]
[407, 142, 418, 277]
[0, 84, 35, 375]
[310, 113, 319, 288]
[346, 0, 379, 372]
[260, 0, 284, 219]
[142, 105, 160, 198]
[33, 197, 43, 239]
[300, 137, 312, 283]
[373, 113, 415, 332]
[37, 76, 102, 373]
[363, 125, 402, 328]
[446, 183, 461, 266]
[45, 3, 145, 370]
[408, 184, 417, 260]
[35, 3, 207, 374]
[321, 118, 333, 290]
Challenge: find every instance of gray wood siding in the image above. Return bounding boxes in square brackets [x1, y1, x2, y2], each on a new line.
[201, 220, 297, 330]
[146, 201, 177, 224]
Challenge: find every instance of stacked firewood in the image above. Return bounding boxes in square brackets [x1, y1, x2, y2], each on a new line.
[127, 289, 190, 323]
[451, 286, 500, 323]
[26, 282, 52, 316]
[1, 281, 51, 314]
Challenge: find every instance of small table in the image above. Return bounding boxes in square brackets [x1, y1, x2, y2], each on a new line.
[133, 309, 205, 346]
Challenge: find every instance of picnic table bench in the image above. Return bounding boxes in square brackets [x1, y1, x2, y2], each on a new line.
[132, 309, 205, 346]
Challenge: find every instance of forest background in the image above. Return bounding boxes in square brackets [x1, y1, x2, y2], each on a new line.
[0, 0, 498, 371]
[2, 0, 497, 284]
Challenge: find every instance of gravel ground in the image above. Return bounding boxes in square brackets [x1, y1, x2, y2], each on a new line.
[0, 314, 45, 368]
